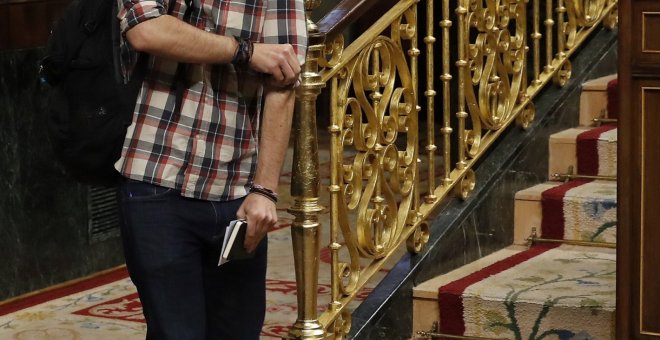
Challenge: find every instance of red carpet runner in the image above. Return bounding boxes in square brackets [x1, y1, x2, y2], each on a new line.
[438, 244, 558, 336]
[576, 125, 616, 176]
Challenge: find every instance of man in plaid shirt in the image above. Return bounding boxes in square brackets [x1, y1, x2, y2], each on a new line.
[114, 0, 307, 338]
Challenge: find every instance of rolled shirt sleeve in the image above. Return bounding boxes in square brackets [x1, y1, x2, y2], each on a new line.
[115, 0, 168, 82]
[117, 0, 168, 34]
[262, 0, 308, 66]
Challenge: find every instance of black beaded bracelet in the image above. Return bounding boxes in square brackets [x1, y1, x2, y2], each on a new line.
[231, 37, 253, 67]
[249, 184, 278, 203]
[249, 190, 277, 204]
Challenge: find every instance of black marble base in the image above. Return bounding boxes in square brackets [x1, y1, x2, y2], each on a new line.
[0, 49, 125, 301]
[348, 27, 619, 339]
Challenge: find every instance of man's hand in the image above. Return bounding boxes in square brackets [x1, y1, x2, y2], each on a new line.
[236, 193, 278, 253]
[250, 43, 301, 87]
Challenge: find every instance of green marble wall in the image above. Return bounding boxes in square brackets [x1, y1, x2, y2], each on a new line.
[0, 48, 125, 301]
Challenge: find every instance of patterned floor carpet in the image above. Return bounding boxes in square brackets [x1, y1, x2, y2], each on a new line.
[0, 145, 397, 339]
[0, 208, 392, 339]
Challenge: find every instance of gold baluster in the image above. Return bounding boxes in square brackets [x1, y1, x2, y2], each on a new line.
[531, 0, 542, 85]
[287, 1, 326, 338]
[455, 0, 468, 170]
[544, 0, 555, 73]
[441, 0, 456, 179]
[424, 0, 438, 203]
[556, 0, 567, 58]
[408, 4, 421, 213]
[328, 76, 341, 318]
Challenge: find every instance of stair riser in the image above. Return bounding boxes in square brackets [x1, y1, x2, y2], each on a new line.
[548, 128, 617, 179]
[580, 90, 609, 126]
[578, 73, 618, 126]
[514, 198, 542, 245]
[412, 298, 439, 336]
[548, 136, 579, 182]
[514, 181, 617, 244]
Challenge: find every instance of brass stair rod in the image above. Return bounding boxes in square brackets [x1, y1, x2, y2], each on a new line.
[552, 172, 616, 181]
[527, 227, 616, 248]
[592, 117, 618, 124]
[529, 236, 617, 249]
[416, 331, 508, 340]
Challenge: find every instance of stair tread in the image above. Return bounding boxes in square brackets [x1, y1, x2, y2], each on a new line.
[414, 245, 528, 298]
[456, 245, 615, 309]
[549, 127, 591, 143]
[516, 180, 617, 200]
[514, 182, 560, 200]
[435, 245, 616, 339]
[416, 245, 616, 305]
[582, 74, 618, 91]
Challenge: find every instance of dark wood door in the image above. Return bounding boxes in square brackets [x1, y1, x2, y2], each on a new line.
[0, 0, 71, 51]
[618, 0, 660, 338]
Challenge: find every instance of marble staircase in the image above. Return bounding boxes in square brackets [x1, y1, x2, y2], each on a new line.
[412, 74, 619, 340]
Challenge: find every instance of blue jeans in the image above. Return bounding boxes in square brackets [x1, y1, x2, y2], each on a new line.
[117, 179, 267, 340]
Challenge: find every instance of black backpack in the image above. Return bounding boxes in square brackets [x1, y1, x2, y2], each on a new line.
[40, 0, 141, 186]
[40, 0, 181, 187]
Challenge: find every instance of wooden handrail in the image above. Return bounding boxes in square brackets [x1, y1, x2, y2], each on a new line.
[316, 0, 394, 39]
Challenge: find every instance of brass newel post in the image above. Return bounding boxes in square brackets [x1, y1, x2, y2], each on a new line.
[287, 0, 326, 338]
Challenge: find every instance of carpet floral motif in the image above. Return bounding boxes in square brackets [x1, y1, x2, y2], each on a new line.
[562, 181, 617, 243]
[462, 245, 616, 340]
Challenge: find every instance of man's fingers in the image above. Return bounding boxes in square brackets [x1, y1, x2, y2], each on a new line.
[279, 62, 296, 84]
[286, 47, 301, 74]
[239, 194, 278, 253]
[250, 43, 300, 84]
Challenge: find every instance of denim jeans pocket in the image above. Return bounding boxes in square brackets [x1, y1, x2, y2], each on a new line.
[121, 179, 175, 201]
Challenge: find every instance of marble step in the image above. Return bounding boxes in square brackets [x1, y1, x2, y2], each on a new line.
[412, 246, 528, 336]
[413, 244, 616, 339]
[548, 127, 589, 180]
[579, 73, 618, 127]
[548, 125, 617, 179]
[514, 180, 617, 246]
[514, 182, 561, 245]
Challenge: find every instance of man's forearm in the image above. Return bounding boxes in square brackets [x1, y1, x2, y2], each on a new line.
[253, 89, 296, 190]
[125, 15, 301, 85]
[126, 15, 236, 64]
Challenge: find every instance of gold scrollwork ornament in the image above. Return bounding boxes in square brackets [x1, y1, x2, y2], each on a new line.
[330, 310, 352, 340]
[553, 60, 572, 87]
[516, 101, 536, 129]
[406, 221, 430, 254]
[568, 0, 605, 27]
[319, 34, 345, 69]
[456, 169, 476, 200]
[464, 0, 526, 131]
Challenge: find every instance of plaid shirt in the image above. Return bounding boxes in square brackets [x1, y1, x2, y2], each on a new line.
[115, 0, 307, 201]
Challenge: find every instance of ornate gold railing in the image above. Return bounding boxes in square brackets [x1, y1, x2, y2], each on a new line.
[288, 0, 618, 337]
